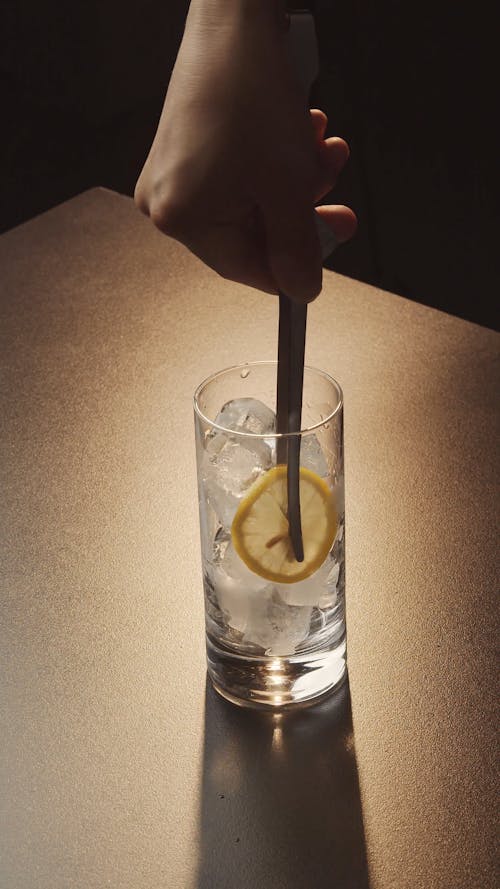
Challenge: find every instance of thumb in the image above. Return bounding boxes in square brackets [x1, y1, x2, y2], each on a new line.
[261, 197, 323, 303]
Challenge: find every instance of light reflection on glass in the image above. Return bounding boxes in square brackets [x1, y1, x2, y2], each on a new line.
[271, 724, 283, 753]
[268, 673, 286, 686]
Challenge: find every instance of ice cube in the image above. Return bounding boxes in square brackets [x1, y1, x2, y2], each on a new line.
[209, 537, 314, 654]
[210, 539, 313, 652]
[275, 551, 335, 607]
[203, 438, 272, 528]
[332, 478, 345, 519]
[216, 398, 276, 436]
[210, 568, 251, 634]
[212, 525, 231, 562]
[242, 591, 312, 656]
[220, 542, 269, 588]
[210, 541, 270, 633]
[327, 560, 340, 589]
[206, 398, 275, 464]
[300, 433, 328, 477]
[203, 399, 276, 528]
[318, 560, 340, 610]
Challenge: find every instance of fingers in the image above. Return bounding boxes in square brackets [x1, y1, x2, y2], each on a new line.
[136, 102, 356, 301]
[315, 204, 358, 243]
[309, 110, 352, 201]
[310, 108, 328, 142]
[175, 203, 357, 301]
[180, 218, 278, 295]
[314, 137, 350, 202]
[256, 110, 352, 300]
[261, 195, 323, 303]
[319, 136, 350, 169]
[262, 200, 357, 301]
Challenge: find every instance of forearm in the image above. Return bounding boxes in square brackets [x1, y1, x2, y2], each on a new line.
[167, 0, 293, 114]
[187, 0, 287, 33]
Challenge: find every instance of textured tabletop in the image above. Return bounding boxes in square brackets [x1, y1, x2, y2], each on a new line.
[1, 188, 498, 889]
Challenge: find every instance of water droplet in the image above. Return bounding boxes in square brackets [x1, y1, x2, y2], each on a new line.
[240, 367, 250, 379]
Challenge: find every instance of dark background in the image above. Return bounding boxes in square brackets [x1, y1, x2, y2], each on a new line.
[2, 1, 498, 330]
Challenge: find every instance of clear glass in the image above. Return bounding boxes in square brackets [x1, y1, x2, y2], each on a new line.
[194, 361, 346, 709]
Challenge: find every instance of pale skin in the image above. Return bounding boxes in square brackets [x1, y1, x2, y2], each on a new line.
[135, 0, 357, 303]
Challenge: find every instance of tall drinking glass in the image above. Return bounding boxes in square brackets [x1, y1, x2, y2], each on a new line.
[194, 361, 346, 709]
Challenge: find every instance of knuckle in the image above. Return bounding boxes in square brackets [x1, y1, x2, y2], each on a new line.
[133, 180, 150, 216]
[149, 199, 190, 239]
[133, 170, 192, 240]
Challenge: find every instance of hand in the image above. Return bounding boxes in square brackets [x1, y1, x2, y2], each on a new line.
[134, 0, 357, 302]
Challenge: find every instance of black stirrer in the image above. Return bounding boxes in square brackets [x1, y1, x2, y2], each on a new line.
[276, 291, 307, 562]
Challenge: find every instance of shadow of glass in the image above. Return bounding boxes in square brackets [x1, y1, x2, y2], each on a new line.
[195, 674, 371, 889]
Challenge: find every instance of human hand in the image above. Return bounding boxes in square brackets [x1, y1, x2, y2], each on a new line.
[134, 0, 357, 302]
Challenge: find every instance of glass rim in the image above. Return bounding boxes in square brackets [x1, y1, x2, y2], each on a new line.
[193, 360, 343, 439]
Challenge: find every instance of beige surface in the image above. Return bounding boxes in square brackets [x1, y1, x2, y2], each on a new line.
[1, 188, 498, 889]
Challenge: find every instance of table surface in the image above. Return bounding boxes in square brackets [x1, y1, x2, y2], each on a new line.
[1, 188, 498, 889]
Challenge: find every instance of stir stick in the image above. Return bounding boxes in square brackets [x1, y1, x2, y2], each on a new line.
[276, 292, 307, 563]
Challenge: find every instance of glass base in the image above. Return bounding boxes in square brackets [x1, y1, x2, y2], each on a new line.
[206, 634, 347, 710]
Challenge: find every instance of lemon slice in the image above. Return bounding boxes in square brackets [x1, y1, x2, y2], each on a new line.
[231, 465, 337, 584]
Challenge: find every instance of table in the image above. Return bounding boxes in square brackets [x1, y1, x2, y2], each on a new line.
[1, 188, 498, 889]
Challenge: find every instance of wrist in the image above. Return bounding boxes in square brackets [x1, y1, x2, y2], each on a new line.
[190, 0, 288, 31]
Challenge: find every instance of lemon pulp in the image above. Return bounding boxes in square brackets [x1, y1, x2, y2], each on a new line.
[231, 465, 337, 584]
